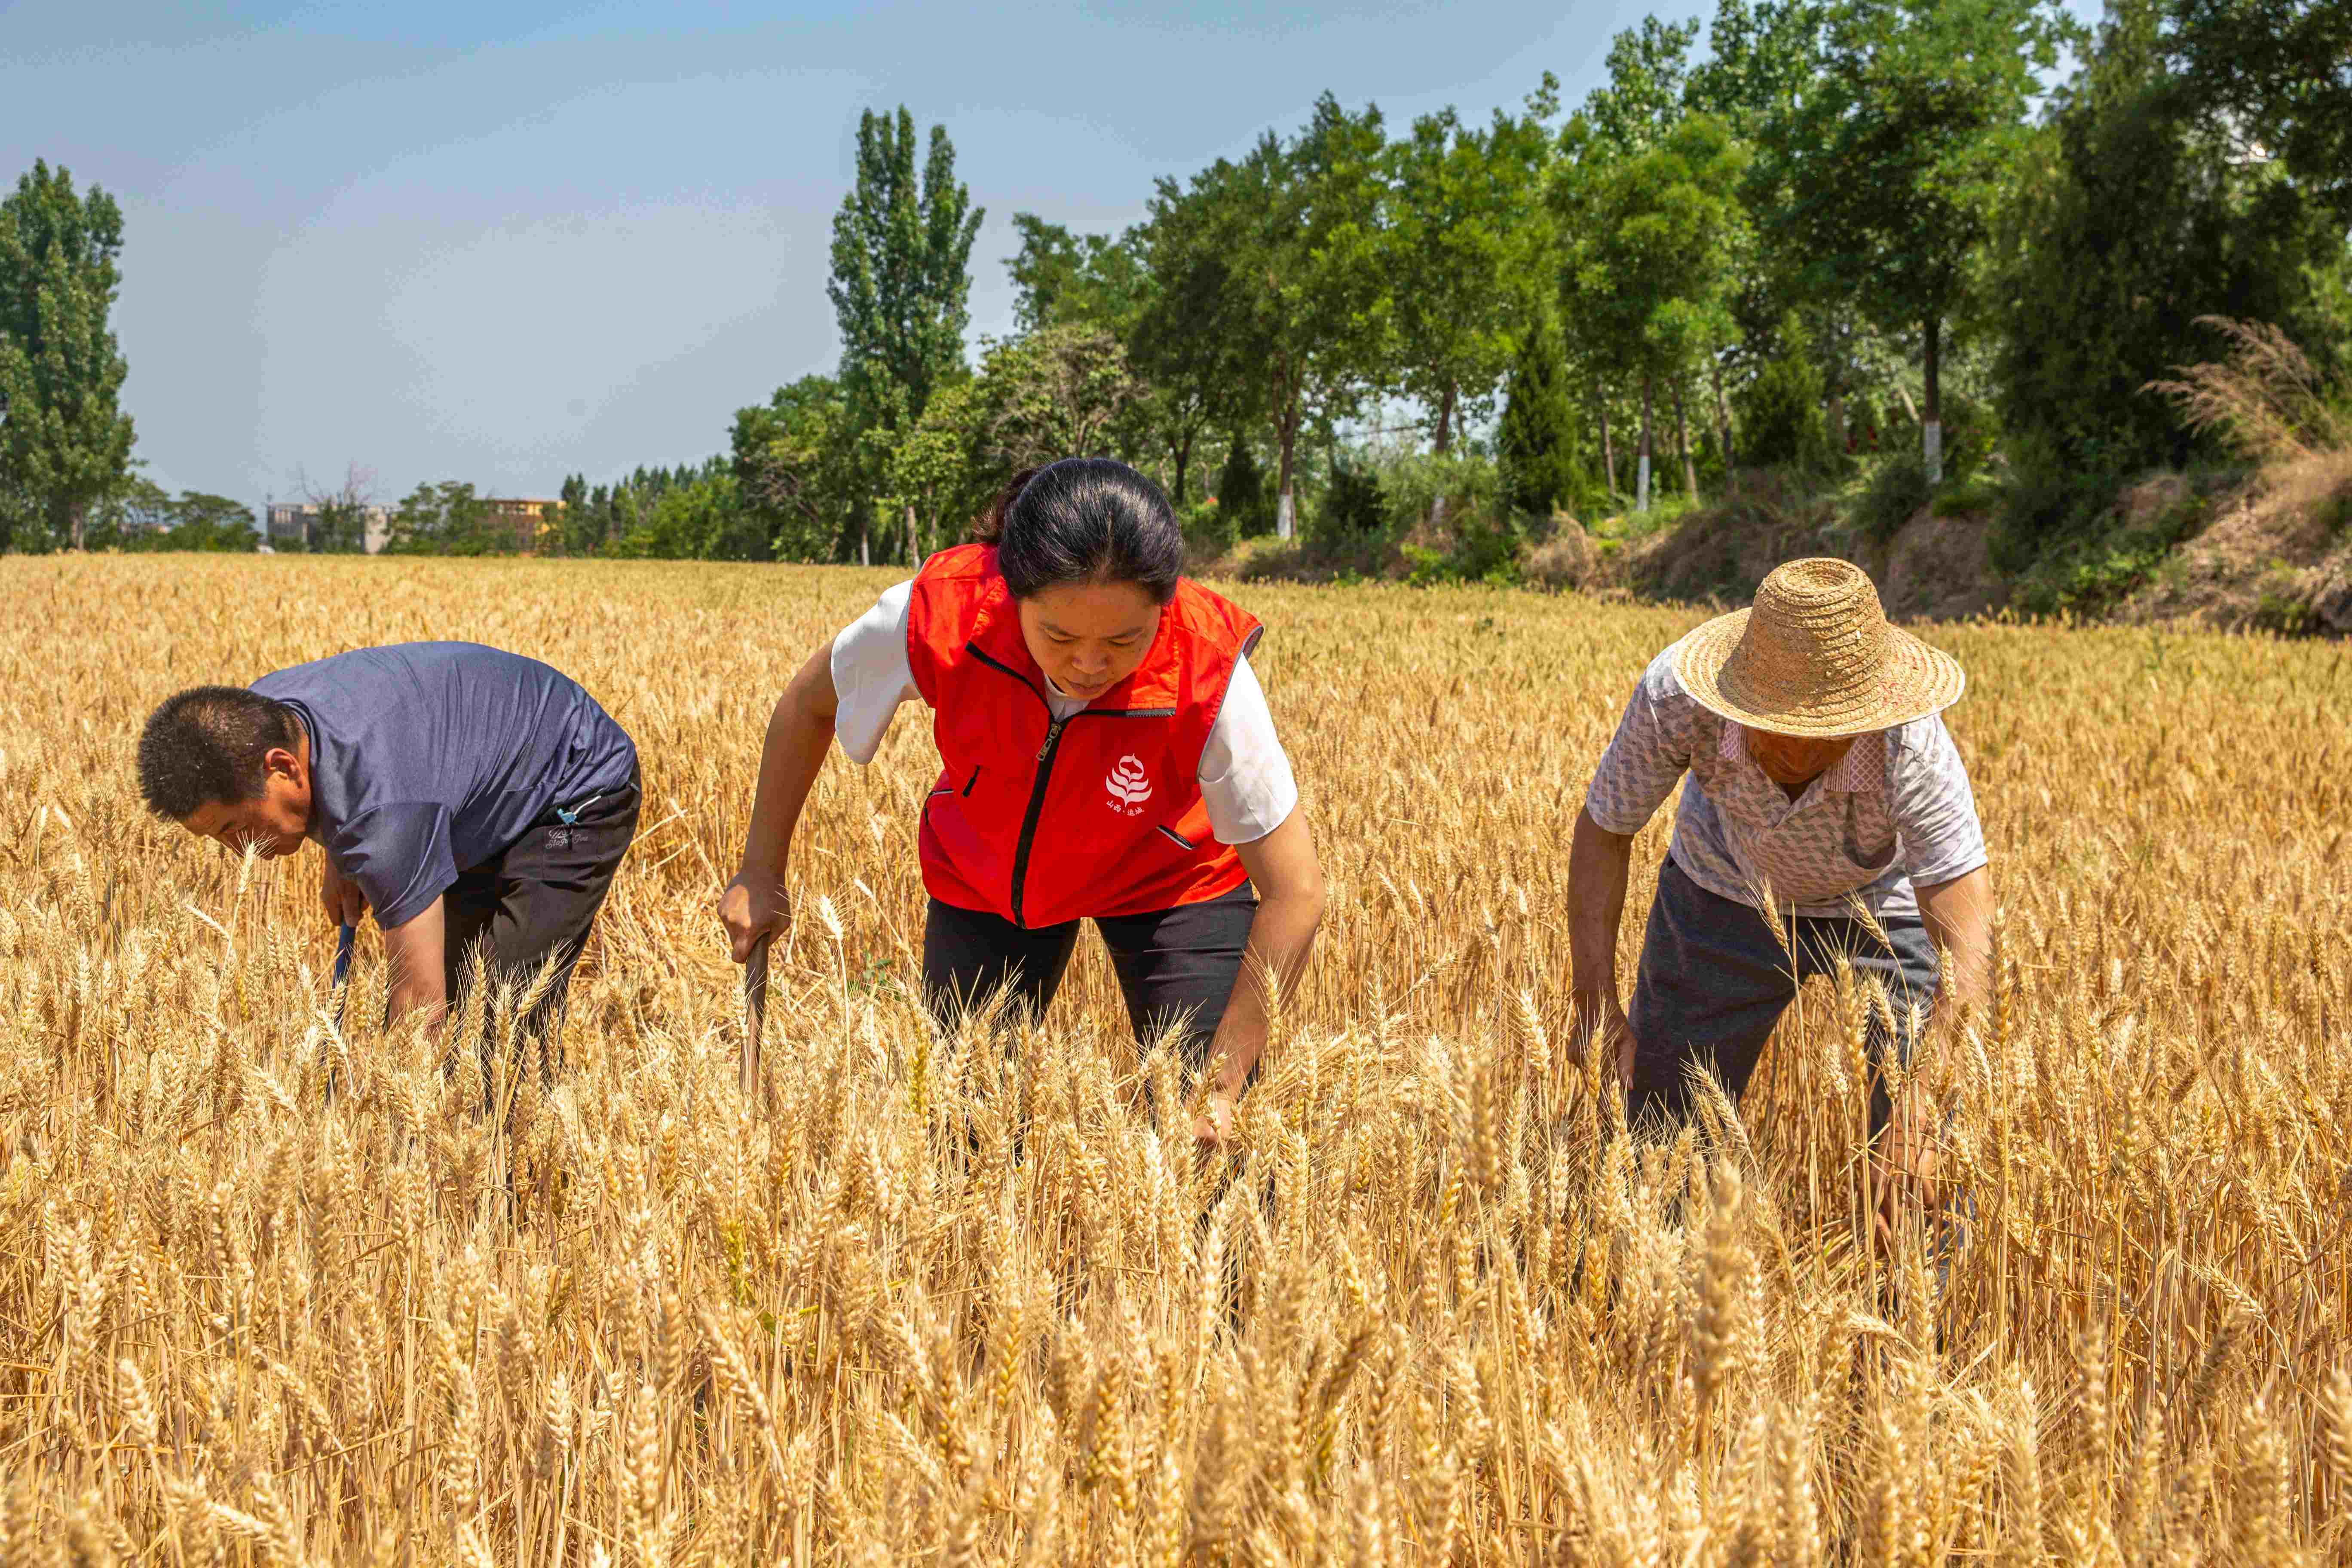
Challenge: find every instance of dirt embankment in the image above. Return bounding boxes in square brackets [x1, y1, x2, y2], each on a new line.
[1211, 458, 2351, 633]
[2116, 453, 2352, 633]
[1609, 470, 2005, 622]
[1614, 457, 2352, 631]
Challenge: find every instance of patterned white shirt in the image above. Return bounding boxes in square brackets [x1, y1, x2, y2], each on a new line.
[1583, 640, 1987, 919]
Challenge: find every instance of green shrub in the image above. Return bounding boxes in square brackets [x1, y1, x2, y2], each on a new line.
[1931, 478, 2003, 517]
[1498, 320, 1586, 515]
[1214, 436, 1270, 538]
[2251, 561, 2318, 634]
[1998, 478, 2214, 617]
[1738, 347, 1828, 470]
[1853, 452, 1931, 545]
[1400, 521, 1522, 588]
[1376, 450, 1502, 534]
[2319, 487, 2352, 536]
[1323, 461, 1385, 539]
[1936, 391, 1998, 485]
[1985, 455, 2113, 578]
[1180, 498, 1234, 558]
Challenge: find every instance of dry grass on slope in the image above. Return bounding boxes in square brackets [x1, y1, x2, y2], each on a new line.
[2132, 317, 2352, 634]
[1, 555, 2349, 1564]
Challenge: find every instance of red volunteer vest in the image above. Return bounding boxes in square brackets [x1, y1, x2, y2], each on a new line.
[905, 544, 1263, 928]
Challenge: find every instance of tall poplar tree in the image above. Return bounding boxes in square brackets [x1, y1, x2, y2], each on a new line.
[827, 108, 982, 564]
[0, 162, 134, 552]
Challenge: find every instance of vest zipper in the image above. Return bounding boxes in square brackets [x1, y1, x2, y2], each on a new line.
[962, 640, 1181, 927]
[1010, 715, 1070, 927]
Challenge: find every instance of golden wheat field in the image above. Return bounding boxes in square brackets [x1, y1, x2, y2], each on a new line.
[1, 553, 2349, 1566]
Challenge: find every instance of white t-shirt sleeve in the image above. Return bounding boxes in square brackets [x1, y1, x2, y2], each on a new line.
[1199, 653, 1299, 845]
[829, 580, 922, 765]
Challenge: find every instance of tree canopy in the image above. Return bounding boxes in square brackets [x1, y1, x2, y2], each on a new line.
[0, 161, 134, 551]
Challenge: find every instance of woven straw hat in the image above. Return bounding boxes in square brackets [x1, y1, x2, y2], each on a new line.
[1673, 558, 1965, 738]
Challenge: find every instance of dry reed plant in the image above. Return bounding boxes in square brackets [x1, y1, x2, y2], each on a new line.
[1, 553, 2347, 1564]
[2145, 316, 2350, 466]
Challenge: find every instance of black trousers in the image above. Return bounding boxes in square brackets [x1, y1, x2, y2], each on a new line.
[1626, 858, 1940, 1135]
[441, 772, 641, 1047]
[921, 882, 1259, 1068]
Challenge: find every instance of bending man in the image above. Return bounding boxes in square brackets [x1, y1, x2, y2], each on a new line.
[1569, 558, 1993, 1214]
[138, 642, 640, 1043]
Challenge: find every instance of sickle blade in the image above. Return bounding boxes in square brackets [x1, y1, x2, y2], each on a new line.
[741, 934, 772, 1107]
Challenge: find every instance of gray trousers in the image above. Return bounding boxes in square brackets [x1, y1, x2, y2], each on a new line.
[1626, 858, 1939, 1135]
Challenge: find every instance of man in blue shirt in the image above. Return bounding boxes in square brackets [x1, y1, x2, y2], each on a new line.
[138, 642, 640, 1043]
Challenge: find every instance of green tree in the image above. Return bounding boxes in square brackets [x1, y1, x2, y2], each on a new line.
[297, 463, 377, 553]
[1555, 113, 1749, 510]
[1687, 0, 1831, 469]
[1005, 216, 1149, 335]
[1213, 95, 1392, 539]
[1560, 22, 1754, 510]
[554, 473, 598, 556]
[1497, 310, 1587, 517]
[606, 469, 760, 560]
[1580, 17, 1705, 155]
[2163, 0, 2352, 224]
[0, 161, 135, 552]
[309, 499, 369, 553]
[732, 374, 856, 563]
[978, 324, 1147, 471]
[1690, 0, 1830, 138]
[828, 107, 983, 566]
[84, 474, 169, 549]
[165, 491, 259, 551]
[1989, 0, 2343, 482]
[1132, 198, 1253, 505]
[1758, 0, 2058, 482]
[88, 481, 259, 551]
[386, 481, 495, 555]
[1386, 83, 1559, 524]
[885, 378, 995, 563]
[1736, 318, 1831, 467]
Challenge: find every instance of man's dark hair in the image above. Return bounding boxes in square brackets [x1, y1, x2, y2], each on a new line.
[969, 458, 1185, 604]
[137, 686, 303, 819]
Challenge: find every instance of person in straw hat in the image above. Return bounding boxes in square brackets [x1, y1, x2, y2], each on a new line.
[1569, 557, 1992, 1212]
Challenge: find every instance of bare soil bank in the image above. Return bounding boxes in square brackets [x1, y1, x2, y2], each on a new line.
[1221, 456, 2352, 632]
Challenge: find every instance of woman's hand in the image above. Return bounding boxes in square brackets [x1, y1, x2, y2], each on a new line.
[717, 870, 792, 964]
[320, 857, 364, 927]
[724, 645, 840, 964]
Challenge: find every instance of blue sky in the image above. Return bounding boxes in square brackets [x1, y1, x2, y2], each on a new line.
[3, 0, 2058, 507]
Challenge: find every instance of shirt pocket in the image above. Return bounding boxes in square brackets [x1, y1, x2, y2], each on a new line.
[1841, 802, 1899, 876]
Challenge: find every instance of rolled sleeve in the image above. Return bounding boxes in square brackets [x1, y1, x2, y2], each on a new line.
[333, 803, 458, 931]
[1583, 651, 1698, 835]
[1892, 716, 1988, 889]
[1199, 654, 1298, 845]
[830, 580, 922, 765]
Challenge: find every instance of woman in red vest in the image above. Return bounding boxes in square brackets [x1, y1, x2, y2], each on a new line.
[717, 458, 1325, 1147]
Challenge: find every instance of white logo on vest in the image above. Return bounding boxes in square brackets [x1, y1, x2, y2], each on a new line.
[1105, 754, 1152, 815]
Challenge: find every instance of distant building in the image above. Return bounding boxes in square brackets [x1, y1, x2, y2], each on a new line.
[264, 501, 393, 554]
[263, 494, 564, 554]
